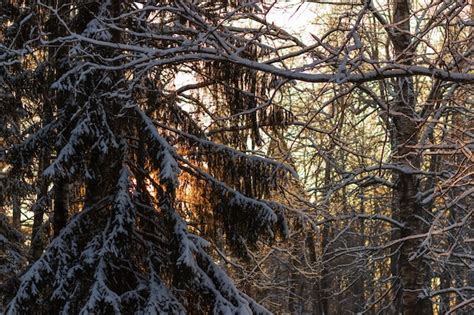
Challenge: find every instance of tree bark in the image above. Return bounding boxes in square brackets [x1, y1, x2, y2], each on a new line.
[30, 147, 50, 261]
[319, 151, 333, 315]
[47, 2, 70, 237]
[391, 1, 432, 314]
[53, 179, 68, 237]
[12, 194, 21, 230]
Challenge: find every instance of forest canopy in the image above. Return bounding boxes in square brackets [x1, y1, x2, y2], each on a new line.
[0, 0, 473, 314]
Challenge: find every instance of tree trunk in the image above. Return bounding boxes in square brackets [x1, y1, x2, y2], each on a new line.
[44, 0, 70, 237]
[30, 146, 50, 261]
[319, 151, 333, 315]
[53, 179, 68, 237]
[12, 194, 21, 230]
[391, 1, 432, 314]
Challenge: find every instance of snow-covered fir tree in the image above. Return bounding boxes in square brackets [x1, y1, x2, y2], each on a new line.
[2, 1, 294, 313]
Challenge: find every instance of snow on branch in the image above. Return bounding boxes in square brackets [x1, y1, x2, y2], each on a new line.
[161, 194, 271, 315]
[178, 158, 280, 240]
[5, 206, 94, 314]
[43, 114, 92, 179]
[155, 121, 298, 179]
[79, 258, 121, 315]
[143, 246, 186, 315]
[102, 163, 136, 257]
[133, 106, 180, 189]
[0, 213, 26, 286]
[8, 122, 56, 168]
[79, 161, 138, 313]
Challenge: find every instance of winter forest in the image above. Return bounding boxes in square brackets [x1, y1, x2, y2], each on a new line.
[0, 0, 473, 314]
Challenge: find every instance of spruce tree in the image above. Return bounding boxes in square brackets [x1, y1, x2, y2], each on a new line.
[3, 1, 293, 313]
